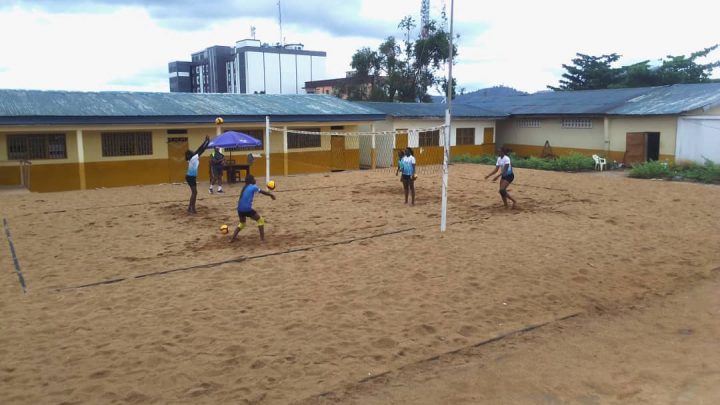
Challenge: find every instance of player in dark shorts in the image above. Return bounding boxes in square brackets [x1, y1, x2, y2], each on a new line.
[230, 175, 276, 242]
[185, 136, 210, 214]
[485, 147, 517, 209]
[400, 147, 416, 205]
[209, 147, 225, 194]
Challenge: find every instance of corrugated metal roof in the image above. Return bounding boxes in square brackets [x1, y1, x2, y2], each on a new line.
[464, 87, 654, 116]
[0, 90, 385, 124]
[355, 101, 507, 119]
[462, 84, 720, 116]
[608, 83, 720, 115]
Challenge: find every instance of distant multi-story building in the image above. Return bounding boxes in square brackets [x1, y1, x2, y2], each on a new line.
[169, 39, 327, 94]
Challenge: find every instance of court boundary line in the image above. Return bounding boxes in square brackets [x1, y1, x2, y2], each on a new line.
[54, 212, 509, 292]
[3, 218, 27, 293]
[309, 311, 582, 402]
[57, 227, 417, 291]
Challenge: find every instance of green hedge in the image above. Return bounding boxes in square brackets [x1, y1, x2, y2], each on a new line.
[629, 159, 720, 184]
[452, 152, 595, 172]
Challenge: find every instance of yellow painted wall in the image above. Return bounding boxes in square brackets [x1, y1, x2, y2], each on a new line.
[497, 118, 605, 150]
[607, 116, 677, 159]
[497, 116, 679, 161]
[0, 121, 375, 191]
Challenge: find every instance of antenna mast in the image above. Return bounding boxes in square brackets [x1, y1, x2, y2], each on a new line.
[278, 0, 284, 46]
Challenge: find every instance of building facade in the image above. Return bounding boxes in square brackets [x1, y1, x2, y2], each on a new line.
[169, 39, 327, 95]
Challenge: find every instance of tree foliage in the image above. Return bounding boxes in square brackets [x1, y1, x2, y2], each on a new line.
[549, 45, 720, 91]
[345, 14, 457, 102]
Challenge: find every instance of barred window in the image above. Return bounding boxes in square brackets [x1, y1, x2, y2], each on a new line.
[419, 129, 440, 146]
[561, 118, 593, 129]
[7, 133, 67, 160]
[456, 128, 475, 145]
[224, 129, 264, 151]
[101, 132, 153, 157]
[288, 128, 321, 149]
[516, 119, 541, 128]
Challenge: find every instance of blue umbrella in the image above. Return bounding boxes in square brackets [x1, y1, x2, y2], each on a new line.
[209, 131, 262, 148]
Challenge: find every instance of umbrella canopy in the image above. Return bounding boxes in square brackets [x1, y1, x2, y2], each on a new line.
[208, 131, 262, 148]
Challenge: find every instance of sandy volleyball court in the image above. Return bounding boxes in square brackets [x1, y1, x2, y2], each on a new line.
[1, 164, 719, 404]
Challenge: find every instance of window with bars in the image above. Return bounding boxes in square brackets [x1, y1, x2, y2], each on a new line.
[223, 129, 264, 151]
[456, 128, 475, 145]
[561, 118, 593, 129]
[419, 129, 440, 146]
[7, 133, 67, 160]
[516, 119, 541, 128]
[101, 132, 153, 157]
[287, 128, 321, 149]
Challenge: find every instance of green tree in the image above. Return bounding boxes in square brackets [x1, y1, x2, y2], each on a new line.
[655, 45, 720, 84]
[345, 14, 457, 102]
[550, 45, 720, 90]
[548, 53, 622, 91]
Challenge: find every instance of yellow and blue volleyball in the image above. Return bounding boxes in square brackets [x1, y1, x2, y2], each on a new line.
[267, 180, 276, 190]
[219, 224, 229, 234]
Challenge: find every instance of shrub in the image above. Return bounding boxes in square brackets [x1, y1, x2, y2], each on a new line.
[551, 153, 596, 171]
[451, 154, 496, 165]
[680, 159, 720, 183]
[628, 160, 671, 179]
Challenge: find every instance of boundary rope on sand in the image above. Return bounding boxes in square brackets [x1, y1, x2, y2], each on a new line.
[3, 218, 27, 293]
[308, 311, 583, 402]
[58, 227, 417, 291]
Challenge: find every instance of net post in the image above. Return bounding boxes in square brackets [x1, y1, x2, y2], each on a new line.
[371, 130, 377, 170]
[265, 116, 271, 182]
[441, 0, 454, 233]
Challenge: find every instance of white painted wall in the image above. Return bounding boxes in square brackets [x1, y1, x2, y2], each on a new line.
[311, 56, 327, 82]
[297, 55, 312, 93]
[676, 117, 720, 163]
[280, 54, 296, 94]
[245, 51, 265, 94]
[264, 53, 281, 94]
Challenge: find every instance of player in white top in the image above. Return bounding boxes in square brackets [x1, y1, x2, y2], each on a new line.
[400, 147, 417, 205]
[485, 147, 517, 209]
[185, 136, 210, 214]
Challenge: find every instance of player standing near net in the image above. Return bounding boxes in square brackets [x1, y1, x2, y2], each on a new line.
[230, 174, 276, 242]
[485, 147, 517, 209]
[401, 147, 416, 205]
[185, 136, 210, 214]
[395, 150, 405, 178]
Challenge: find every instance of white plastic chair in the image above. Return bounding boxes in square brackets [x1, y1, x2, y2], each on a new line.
[592, 154, 607, 171]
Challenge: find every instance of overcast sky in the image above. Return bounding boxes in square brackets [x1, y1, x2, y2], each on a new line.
[0, 0, 718, 94]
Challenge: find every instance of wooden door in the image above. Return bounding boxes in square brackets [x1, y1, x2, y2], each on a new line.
[483, 127, 494, 144]
[167, 137, 188, 182]
[624, 133, 646, 166]
[331, 135, 346, 171]
[395, 130, 408, 166]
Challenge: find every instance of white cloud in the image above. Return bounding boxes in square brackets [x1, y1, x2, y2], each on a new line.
[0, 0, 718, 93]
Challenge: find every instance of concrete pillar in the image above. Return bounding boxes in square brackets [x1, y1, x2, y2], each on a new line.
[603, 117, 610, 155]
[283, 126, 289, 176]
[76, 129, 86, 190]
[371, 124, 376, 170]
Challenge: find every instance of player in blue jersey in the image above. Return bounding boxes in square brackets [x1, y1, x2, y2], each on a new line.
[230, 174, 276, 242]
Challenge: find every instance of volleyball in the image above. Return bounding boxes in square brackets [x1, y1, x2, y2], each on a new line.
[267, 180, 276, 190]
[219, 224, 229, 234]
[215, 117, 224, 125]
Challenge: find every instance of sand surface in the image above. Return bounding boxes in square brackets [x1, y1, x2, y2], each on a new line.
[1, 164, 719, 404]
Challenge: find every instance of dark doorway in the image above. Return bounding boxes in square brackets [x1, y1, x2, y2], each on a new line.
[646, 132, 660, 161]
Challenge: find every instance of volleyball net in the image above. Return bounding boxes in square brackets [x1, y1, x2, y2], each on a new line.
[266, 126, 447, 176]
